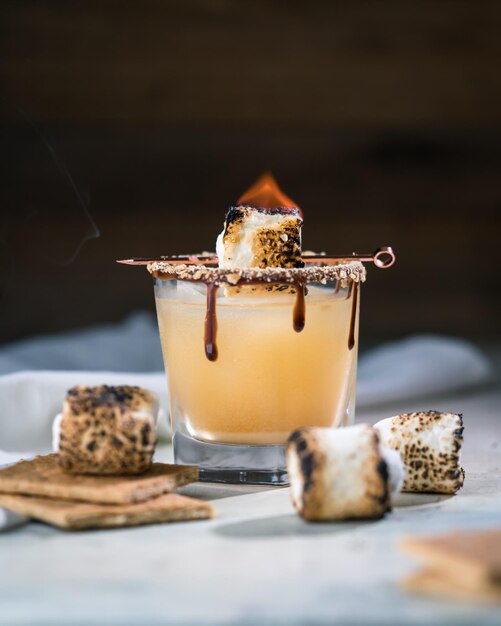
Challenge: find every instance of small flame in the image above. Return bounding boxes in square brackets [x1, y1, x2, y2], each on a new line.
[237, 173, 301, 215]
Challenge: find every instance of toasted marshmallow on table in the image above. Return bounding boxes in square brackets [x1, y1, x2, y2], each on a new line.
[216, 173, 303, 270]
[374, 411, 465, 495]
[56, 385, 158, 475]
[286, 424, 393, 521]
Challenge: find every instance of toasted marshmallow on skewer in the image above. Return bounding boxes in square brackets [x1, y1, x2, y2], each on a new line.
[56, 385, 158, 475]
[216, 205, 303, 270]
[286, 424, 393, 521]
[216, 173, 303, 270]
[374, 411, 465, 494]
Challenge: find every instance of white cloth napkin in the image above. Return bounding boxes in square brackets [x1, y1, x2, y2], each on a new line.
[0, 311, 164, 376]
[356, 334, 492, 407]
[0, 507, 28, 531]
[0, 370, 170, 453]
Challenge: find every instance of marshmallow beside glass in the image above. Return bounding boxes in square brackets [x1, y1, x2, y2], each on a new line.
[287, 411, 464, 522]
[375, 411, 465, 494]
[53, 385, 159, 475]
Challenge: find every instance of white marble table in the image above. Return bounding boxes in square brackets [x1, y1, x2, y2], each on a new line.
[1, 385, 500, 626]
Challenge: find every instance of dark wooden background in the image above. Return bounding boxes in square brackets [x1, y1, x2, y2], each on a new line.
[1, 1, 500, 345]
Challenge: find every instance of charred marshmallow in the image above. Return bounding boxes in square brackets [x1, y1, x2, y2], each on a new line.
[286, 424, 393, 521]
[216, 206, 303, 270]
[374, 410, 465, 494]
[56, 385, 158, 475]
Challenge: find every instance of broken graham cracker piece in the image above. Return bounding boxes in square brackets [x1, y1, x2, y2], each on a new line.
[402, 529, 501, 592]
[404, 568, 501, 604]
[0, 492, 215, 530]
[0, 454, 198, 504]
[58, 385, 158, 475]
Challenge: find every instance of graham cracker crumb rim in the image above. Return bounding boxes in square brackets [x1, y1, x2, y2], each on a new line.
[147, 260, 366, 285]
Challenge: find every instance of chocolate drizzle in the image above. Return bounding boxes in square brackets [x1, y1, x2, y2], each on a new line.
[346, 280, 354, 300]
[293, 282, 306, 333]
[204, 283, 219, 361]
[154, 273, 361, 361]
[348, 281, 359, 351]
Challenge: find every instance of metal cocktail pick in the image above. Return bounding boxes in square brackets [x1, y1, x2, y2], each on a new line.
[117, 246, 396, 269]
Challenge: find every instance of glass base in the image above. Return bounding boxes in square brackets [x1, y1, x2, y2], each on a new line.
[173, 432, 289, 485]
